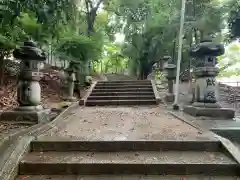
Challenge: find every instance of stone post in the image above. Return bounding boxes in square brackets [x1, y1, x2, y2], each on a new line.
[0, 40, 50, 123]
[164, 62, 176, 102]
[73, 62, 83, 98]
[183, 40, 235, 119]
[161, 56, 171, 71]
[62, 67, 76, 101]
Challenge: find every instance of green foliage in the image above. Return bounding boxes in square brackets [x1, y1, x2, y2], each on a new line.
[56, 35, 102, 65]
[0, 0, 239, 81]
[227, 0, 240, 40]
[0, 34, 15, 52]
[112, 0, 227, 78]
[218, 40, 240, 77]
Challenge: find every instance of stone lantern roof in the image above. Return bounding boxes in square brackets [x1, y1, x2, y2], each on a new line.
[190, 40, 225, 58]
[13, 40, 46, 61]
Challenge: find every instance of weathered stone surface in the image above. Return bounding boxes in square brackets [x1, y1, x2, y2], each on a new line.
[0, 136, 33, 180]
[95, 85, 152, 89]
[212, 128, 240, 144]
[185, 40, 235, 119]
[87, 95, 155, 100]
[165, 93, 175, 102]
[183, 106, 235, 119]
[41, 106, 215, 141]
[15, 175, 240, 180]
[90, 92, 154, 96]
[2, 40, 51, 124]
[92, 88, 153, 92]
[0, 109, 50, 123]
[85, 99, 157, 106]
[31, 139, 221, 152]
[19, 151, 238, 175]
[14, 105, 240, 178]
[85, 80, 159, 106]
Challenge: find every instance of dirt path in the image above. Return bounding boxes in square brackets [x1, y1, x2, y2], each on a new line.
[40, 105, 216, 141]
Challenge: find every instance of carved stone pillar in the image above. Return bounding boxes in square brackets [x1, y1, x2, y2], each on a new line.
[184, 40, 235, 119]
[164, 62, 176, 102]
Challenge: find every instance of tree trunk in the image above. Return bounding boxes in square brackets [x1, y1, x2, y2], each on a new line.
[200, 31, 204, 41]
[172, 31, 177, 63]
[85, 0, 103, 76]
[0, 54, 5, 85]
[192, 0, 201, 44]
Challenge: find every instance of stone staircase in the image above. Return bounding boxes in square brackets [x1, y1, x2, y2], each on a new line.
[16, 139, 240, 179]
[85, 80, 158, 106]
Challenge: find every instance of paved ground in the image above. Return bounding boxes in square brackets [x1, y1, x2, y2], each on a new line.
[40, 105, 215, 141]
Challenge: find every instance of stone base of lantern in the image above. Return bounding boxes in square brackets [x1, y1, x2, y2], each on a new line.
[61, 96, 77, 102]
[183, 104, 235, 119]
[0, 105, 50, 124]
[164, 93, 175, 102]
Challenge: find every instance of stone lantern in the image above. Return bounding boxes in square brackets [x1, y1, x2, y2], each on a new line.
[164, 59, 176, 102]
[0, 40, 50, 123]
[161, 56, 171, 71]
[183, 40, 235, 119]
[62, 66, 76, 101]
[73, 61, 82, 98]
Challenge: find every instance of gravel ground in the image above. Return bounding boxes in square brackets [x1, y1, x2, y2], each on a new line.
[16, 175, 240, 180]
[41, 105, 215, 141]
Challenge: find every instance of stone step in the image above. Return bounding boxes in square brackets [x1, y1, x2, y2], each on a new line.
[30, 139, 222, 152]
[91, 88, 153, 93]
[96, 83, 152, 87]
[16, 175, 240, 180]
[94, 85, 153, 89]
[19, 151, 238, 175]
[97, 81, 152, 84]
[90, 92, 155, 96]
[87, 95, 155, 100]
[85, 99, 157, 106]
[98, 80, 151, 84]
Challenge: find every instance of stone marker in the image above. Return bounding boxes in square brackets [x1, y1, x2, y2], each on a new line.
[164, 57, 176, 102]
[183, 40, 235, 119]
[61, 67, 76, 101]
[0, 40, 50, 123]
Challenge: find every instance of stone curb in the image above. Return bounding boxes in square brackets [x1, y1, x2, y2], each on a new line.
[151, 80, 162, 104]
[0, 102, 79, 180]
[168, 111, 204, 132]
[211, 128, 240, 144]
[0, 136, 33, 180]
[168, 111, 240, 165]
[79, 81, 97, 106]
[0, 102, 79, 146]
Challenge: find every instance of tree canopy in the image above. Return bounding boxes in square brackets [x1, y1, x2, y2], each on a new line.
[0, 0, 239, 82]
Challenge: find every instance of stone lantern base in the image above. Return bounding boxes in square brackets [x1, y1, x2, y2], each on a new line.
[61, 96, 77, 102]
[165, 93, 175, 102]
[0, 105, 51, 124]
[183, 104, 235, 119]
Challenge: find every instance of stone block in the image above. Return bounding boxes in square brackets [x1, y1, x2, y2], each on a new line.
[211, 128, 240, 144]
[183, 106, 235, 119]
[61, 96, 77, 102]
[0, 108, 50, 124]
[165, 93, 175, 102]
